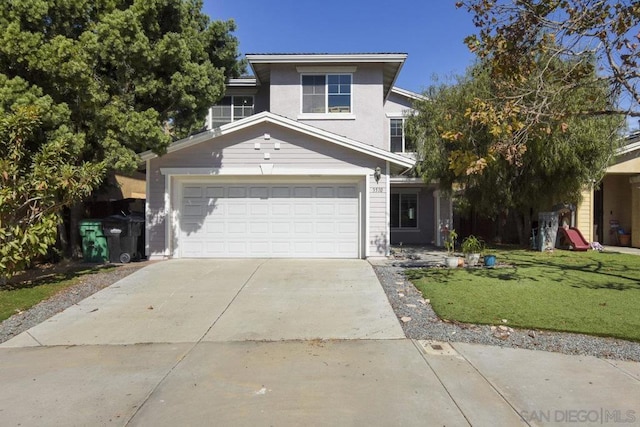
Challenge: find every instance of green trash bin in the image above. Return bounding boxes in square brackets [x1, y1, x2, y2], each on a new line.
[79, 219, 109, 262]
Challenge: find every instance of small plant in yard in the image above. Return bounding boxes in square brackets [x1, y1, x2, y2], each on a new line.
[461, 235, 485, 254]
[444, 229, 458, 255]
[461, 235, 485, 267]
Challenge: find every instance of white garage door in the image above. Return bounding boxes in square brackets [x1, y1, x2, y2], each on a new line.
[178, 182, 360, 258]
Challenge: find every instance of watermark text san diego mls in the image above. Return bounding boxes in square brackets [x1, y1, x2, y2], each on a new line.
[520, 408, 636, 424]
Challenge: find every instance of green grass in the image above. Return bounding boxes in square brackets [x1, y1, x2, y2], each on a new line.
[406, 248, 640, 342]
[0, 265, 115, 322]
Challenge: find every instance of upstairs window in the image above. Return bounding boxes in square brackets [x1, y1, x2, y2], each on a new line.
[390, 118, 415, 153]
[302, 74, 351, 114]
[210, 96, 254, 128]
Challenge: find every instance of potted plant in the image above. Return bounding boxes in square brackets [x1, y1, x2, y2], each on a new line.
[483, 253, 497, 267]
[461, 235, 485, 267]
[443, 229, 459, 268]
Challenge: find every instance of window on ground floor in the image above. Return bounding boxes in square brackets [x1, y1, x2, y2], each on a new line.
[391, 193, 418, 228]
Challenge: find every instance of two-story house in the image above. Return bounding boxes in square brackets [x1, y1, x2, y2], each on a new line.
[140, 53, 453, 259]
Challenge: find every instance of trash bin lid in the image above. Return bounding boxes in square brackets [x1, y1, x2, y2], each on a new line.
[79, 219, 106, 237]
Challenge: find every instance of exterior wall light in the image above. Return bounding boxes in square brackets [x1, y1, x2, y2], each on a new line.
[374, 166, 381, 183]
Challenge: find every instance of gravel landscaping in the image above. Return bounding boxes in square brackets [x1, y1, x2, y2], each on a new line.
[2, 257, 640, 362]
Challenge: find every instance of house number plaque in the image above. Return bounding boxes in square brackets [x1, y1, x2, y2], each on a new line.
[370, 187, 385, 193]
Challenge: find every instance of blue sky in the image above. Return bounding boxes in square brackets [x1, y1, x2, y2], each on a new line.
[202, 1, 478, 94]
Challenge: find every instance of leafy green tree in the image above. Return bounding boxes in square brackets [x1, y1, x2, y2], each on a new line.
[0, 101, 103, 282]
[408, 62, 624, 243]
[0, 0, 243, 258]
[456, 0, 640, 118]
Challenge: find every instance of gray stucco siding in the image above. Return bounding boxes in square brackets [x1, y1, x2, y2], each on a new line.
[269, 64, 386, 149]
[384, 92, 416, 113]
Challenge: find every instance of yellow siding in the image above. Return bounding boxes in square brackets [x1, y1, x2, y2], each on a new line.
[602, 175, 633, 245]
[576, 187, 593, 242]
[633, 181, 640, 248]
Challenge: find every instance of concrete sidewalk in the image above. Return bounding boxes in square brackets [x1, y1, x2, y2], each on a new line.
[0, 259, 638, 426]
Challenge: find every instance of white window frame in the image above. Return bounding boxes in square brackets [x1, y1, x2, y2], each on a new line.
[300, 73, 353, 117]
[389, 117, 414, 153]
[209, 95, 255, 128]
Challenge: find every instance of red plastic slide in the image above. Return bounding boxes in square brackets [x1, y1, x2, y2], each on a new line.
[559, 227, 590, 251]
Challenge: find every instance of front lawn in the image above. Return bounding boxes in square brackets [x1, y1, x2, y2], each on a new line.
[0, 264, 115, 322]
[406, 249, 640, 342]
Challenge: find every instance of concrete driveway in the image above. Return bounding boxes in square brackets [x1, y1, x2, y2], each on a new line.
[1, 259, 639, 426]
[3, 259, 403, 346]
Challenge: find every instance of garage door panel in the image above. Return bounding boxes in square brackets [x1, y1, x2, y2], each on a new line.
[183, 187, 203, 198]
[316, 187, 335, 197]
[316, 222, 335, 234]
[250, 241, 270, 254]
[294, 222, 313, 234]
[294, 204, 313, 215]
[227, 241, 248, 254]
[227, 204, 248, 215]
[183, 203, 204, 217]
[205, 241, 225, 255]
[227, 222, 247, 233]
[205, 222, 224, 234]
[338, 186, 357, 197]
[294, 187, 313, 197]
[250, 204, 269, 215]
[179, 182, 359, 258]
[228, 187, 247, 198]
[316, 204, 336, 215]
[250, 222, 269, 233]
[250, 187, 269, 198]
[271, 241, 291, 254]
[206, 187, 224, 198]
[271, 222, 291, 235]
[337, 203, 357, 216]
[271, 204, 291, 215]
[271, 187, 291, 198]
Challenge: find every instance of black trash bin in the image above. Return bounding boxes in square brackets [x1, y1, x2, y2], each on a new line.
[102, 215, 145, 263]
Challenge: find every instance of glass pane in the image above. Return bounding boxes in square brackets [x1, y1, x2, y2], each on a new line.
[405, 134, 416, 152]
[328, 95, 350, 112]
[211, 103, 232, 126]
[303, 93, 325, 113]
[390, 119, 402, 137]
[234, 106, 247, 118]
[303, 76, 326, 112]
[235, 96, 253, 107]
[391, 136, 403, 152]
[400, 194, 418, 228]
[302, 75, 325, 94]
[390, 194, 400, 228]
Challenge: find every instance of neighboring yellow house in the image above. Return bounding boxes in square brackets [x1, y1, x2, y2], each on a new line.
[576, 131, 640, 247]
